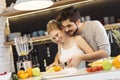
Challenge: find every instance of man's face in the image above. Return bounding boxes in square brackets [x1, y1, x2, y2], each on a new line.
[61, 19, 78, 36]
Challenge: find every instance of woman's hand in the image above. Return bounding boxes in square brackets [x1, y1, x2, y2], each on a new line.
[67, 54, 83, 67]
[46, 62, 58, 70]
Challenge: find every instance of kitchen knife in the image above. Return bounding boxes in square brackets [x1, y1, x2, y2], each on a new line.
[58, 62, 67, 68]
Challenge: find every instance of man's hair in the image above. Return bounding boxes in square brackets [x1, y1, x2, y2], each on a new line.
[56, 6, 81, 23]
[47, 19, 62, 34]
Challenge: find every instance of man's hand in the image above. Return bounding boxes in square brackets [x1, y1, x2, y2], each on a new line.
[67, 54, 83, 67]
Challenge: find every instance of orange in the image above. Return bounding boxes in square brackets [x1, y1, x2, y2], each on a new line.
[17, 70, 26, 78]
[19, 73, 29, 79]
[112, 55, 120, 68]
[26, 68, 33, 77]
[53, 66, 62, 72]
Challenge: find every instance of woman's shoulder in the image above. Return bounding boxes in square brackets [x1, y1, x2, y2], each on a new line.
[74, 35, 85, 48]
[74, 35, 85, 44]
[74, 35, 83, 40]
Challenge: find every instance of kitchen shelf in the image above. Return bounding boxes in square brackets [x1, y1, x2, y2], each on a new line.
[104, 23, 120, 30]
[4, 23, 120, 46]
[4, 35, 52, 45]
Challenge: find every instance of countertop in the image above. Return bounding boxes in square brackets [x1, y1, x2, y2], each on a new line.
[19, 68, 120, 80]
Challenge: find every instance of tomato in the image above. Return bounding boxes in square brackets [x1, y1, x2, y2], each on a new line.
[92, 67, 98, 72]
[86, 66, 103, 72]
[96, 66, 103, 71]
[86, 67, 92, 72]
[86, 67, 94, 72]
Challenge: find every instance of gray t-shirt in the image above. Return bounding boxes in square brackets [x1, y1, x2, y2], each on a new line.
[80, 20, 111, 55]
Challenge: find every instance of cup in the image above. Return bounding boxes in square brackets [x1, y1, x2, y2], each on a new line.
[104, 17, 109, 25]
[32, 31, 38, 37]
[38, 30, 45, 36]
[109, 16, 115, 24]
[85, 16, 91, 21]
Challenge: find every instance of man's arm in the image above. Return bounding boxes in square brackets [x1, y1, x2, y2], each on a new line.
[94, 20, 111, 55]
[81, 21, 110, 62]
[76, 35, 109, 62]
[80, 50, 109, 62]
[67, 21, 111, 67]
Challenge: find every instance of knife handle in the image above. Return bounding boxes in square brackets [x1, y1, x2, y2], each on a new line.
[64, 62, 67, 66]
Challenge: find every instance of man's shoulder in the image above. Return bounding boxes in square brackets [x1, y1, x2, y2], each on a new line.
[85, 20, 101, 24]
[85, 20, 103, 29]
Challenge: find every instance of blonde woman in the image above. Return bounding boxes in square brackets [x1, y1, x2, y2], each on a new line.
[46, 19, 94, 69]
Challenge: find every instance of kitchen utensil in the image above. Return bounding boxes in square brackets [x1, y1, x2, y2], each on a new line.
[14, 35, 33, 71]
[57, 62, 67, 68]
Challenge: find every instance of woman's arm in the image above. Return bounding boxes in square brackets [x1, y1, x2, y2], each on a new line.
[46, 45, 61, 70]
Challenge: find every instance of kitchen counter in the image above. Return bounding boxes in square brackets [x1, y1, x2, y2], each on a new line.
[19, 68, 120, 80]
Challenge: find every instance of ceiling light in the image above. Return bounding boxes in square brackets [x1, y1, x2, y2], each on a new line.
[14, 0, 54, 11]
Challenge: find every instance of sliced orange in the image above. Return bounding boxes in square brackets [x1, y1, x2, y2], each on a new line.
[19, 73, 29, 79]
[53, 66, 62, 72]
[112, 55, 120, 68]
[26, 68, 33, 77]
[17, 70, 25, 78]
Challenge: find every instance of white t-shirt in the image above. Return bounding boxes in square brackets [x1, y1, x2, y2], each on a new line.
[60, 42, 86, 68]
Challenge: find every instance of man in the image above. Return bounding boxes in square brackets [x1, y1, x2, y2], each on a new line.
[55, 6, 111, 67]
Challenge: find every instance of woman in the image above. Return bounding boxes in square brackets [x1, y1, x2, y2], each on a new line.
[46, 19, 94, 69]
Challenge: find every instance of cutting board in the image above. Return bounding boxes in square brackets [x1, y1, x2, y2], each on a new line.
[42, 68, 87, 79]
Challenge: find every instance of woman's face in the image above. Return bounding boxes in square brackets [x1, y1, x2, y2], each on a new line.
[49, 30, 66, 44]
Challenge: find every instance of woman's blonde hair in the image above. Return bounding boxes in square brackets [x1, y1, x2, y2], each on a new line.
[47, 19, 61, 34]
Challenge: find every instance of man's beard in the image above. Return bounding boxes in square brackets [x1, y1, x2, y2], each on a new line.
[72, 25, 78, 36]
[65, 24, 78, 36]
[66, 26, 78, 36]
